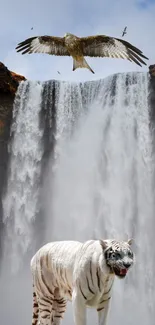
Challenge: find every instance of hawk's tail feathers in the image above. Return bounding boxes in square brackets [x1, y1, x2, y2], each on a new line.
[73, 57, 95, 74]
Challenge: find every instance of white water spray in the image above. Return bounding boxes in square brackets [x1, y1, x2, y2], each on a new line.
[2, 80, 44, 272]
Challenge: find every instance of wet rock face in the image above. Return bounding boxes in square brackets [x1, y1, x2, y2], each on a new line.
[148, 65, 155, 128]
[149, 64, 155, 78]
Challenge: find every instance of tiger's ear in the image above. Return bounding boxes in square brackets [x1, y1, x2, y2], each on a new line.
[127, 238, 133, 246]
[99, 239, 109, 250]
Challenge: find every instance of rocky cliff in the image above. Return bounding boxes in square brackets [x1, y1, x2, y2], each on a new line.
[0, 62, 26, 140]
[149, 64, 155, 124]
[0, 62, 25, 138]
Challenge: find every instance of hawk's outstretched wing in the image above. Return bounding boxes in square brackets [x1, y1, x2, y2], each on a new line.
[16, 36, 70, 56]
[80, 35, 148, 66]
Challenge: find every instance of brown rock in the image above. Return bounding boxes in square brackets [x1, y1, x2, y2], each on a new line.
[0, 62, 26, 138]
[149, 64, 155, 77]
[0, 62, 26, 95]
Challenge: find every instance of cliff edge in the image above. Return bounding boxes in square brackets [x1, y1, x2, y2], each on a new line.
[149, 64, 155, 78]
[0, 62, 25, 95]
[0, 62, 26, 138]
[149, 64, 155, 125]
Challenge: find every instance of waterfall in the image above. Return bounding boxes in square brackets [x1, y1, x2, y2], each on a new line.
[2, 80, 44, 272]
[1, 72, 155, 325]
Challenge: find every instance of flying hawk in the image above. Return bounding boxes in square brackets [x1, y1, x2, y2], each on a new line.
[16, 32, 148, 74]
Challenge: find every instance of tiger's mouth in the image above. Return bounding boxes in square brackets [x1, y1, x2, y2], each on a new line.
[113, 267, 128, 278]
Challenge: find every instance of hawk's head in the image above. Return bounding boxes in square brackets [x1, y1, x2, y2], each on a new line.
[100, 239, 135, 279]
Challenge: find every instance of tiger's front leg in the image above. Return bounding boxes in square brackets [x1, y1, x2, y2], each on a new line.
[97, 297, 111, 325]
[72, 289, 87, 325]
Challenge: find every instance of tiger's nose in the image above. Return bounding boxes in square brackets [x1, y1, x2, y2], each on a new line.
[124, 262, 131, 268]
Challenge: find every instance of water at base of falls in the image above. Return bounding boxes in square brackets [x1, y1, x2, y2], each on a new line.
[0, 72, 155, 325]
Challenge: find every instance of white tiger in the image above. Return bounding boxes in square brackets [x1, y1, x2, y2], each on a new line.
[31, 239, 135, 325]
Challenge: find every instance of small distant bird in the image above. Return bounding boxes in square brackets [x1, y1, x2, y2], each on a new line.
[16, 32, 149, 74]
[122, 26, 127, 37]
[31, 27, 33, 30]
[57, 71, 61, 74]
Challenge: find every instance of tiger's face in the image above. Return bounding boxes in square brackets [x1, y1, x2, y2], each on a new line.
[100, 239, 135, 278]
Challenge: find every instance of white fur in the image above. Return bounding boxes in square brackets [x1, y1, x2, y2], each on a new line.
[31, 239, 133, 325]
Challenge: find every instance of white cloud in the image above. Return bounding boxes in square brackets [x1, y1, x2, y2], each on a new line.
[1, 0, 155, 81]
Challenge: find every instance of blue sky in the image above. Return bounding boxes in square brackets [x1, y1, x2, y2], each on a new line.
[1, 0, 155, 81]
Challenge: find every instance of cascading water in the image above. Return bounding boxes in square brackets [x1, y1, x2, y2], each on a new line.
[0, 72, 154, 325]
[2, 80, 44, 272]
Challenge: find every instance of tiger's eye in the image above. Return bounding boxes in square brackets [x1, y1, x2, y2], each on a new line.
[128, 251, 133, 258]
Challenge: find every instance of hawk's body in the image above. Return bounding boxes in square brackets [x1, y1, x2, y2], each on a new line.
[64, 34, 94, 73]
[16, 32, 148, 74]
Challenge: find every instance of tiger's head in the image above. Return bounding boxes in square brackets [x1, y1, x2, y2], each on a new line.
[100, 239, 135, 278]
